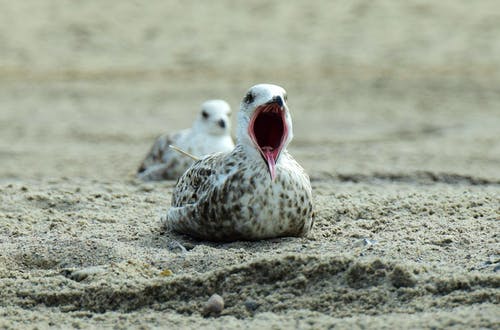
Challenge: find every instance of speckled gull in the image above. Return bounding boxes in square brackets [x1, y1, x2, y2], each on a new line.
[164, 84, 313, 241]
[137, 100, 235, 181]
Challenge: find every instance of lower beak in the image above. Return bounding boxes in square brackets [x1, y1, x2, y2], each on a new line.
[262, 147, 277, 181]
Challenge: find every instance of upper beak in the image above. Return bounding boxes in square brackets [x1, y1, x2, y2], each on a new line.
[271, 95, 284, 107]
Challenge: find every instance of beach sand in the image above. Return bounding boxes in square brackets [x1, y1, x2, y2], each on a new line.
[1, 1, 499, 328]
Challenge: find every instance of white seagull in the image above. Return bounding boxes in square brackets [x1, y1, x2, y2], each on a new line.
[164, 84, 313, 241]
[137, 100, 235, 181]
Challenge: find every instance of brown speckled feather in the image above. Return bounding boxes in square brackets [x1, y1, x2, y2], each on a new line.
[166, 147, 313, 241]
[138, 133, 176, 173]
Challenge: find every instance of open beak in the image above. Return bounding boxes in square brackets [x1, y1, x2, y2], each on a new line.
[248, 96, 288, 181]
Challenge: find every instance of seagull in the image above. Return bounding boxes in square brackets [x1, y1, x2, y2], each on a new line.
[137, 99, 235, 181]
[164, 84, 313, 241]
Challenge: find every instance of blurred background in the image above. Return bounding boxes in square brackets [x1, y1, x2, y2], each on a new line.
[1, 0, 499, 180]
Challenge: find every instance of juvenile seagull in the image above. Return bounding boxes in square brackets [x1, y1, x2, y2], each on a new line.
[165, 84, 313, 241]
[137, 100, 235, 181]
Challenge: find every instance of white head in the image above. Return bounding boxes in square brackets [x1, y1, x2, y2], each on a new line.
[237, 84, 293, 180]
[193, 99, 232, 136]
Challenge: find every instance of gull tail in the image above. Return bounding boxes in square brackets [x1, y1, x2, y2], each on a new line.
[169, 145, 200, 161]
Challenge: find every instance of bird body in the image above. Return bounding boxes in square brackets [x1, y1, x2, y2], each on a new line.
[165, 84, 313, 241]
[138, 100, 234, 181]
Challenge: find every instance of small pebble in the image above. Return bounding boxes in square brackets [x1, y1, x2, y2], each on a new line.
[63, 266, 107, 282]
[244, 299, 259, 312]
[168, 241, 188, 253]
[139, 184, 155, 192]
[160, 269, 173, 276]
[202, 294, 224, 317]
[363, 238, 378, 246]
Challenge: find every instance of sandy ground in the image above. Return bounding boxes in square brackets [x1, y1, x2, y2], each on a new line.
[1, 1, 499, 329]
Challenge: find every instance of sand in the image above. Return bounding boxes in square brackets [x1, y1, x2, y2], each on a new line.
[0, 1, 499, 329]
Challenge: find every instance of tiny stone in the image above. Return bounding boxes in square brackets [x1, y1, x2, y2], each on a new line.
[160, 269, 173, 276]
[63, 266, 107, 282]
[244, 300, 259, 311]
[168, 241, 188, 253]
[139, 185, 155, 192]
[202, 294, 224, 317]
[363, 238, 377, 246]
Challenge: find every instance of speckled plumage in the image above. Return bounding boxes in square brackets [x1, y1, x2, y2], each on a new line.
[137, 100, 234, 181]
[164, 84, 313, 241]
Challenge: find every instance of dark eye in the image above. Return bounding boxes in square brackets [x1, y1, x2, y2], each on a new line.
[243, 92, 254, 104]
[283, 93, 288, 102]
[201, 110, 209, 119]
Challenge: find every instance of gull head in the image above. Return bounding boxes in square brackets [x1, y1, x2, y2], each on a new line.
[237, 84, 293, 181]
[193, 99, 232, 136]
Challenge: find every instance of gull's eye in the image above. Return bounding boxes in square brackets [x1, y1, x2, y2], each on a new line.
[201, 110, 209, 119]
[243, 92, 254, 104]
[283, 93, 288, 102]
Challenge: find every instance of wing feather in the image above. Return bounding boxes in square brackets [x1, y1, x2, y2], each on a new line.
[138, 133, 176, 173]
